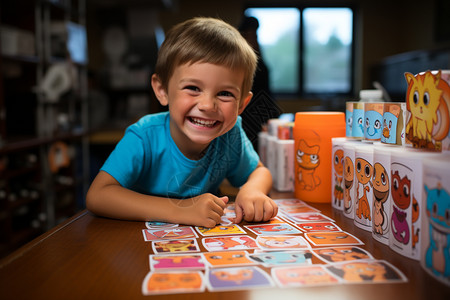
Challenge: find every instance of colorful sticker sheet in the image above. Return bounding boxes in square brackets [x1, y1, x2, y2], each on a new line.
[141, 199, 407, 294]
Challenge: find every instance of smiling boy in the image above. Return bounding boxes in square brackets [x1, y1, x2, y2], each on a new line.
[86, 17, 278, 227]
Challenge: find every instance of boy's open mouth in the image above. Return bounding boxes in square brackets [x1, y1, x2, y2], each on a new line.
[188, 117, 218, 128]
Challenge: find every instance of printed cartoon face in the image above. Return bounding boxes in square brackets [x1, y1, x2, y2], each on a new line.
[145, 272, 203, 292]
[203, 251, 253, 267]
[297, 222, 340, 232]
[391, 170, 411, 209]
[273, 266, 339, 286]
[344, 156, 354, 184]
[152, 254, 205, 270]
[153, 239, 197, 253]
[306, 231, 362, 246]
[364, 110, 383, 140]
[249, 251, 312, 266]
[425, 184, 450, 229]
[352, 108, 364, 137]
[373, 162, 389, 203]
[257, 236, 307, 250]
[203, 236, 257, 251]
[213, 269, 253, 284]
[346, 107, 353, 136]
[197, 225, 245, 236]
[296, 140, 320, 170]
[314, 247, 371, 262]
[355, 158, 373, 185]
[333, 149, 344, 176]
[327, 261, 392, 282]
[381, 112, 398, 143]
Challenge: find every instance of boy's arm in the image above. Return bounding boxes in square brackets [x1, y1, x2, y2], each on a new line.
[86, 171, 228, 227]
[234, 162, 278, 223]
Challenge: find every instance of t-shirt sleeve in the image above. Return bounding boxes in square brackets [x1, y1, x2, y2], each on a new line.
[100, 128, 146, 188]
[226, 118, 260, 187]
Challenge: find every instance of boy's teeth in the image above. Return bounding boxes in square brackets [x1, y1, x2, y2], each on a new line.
[190, 117, 216, 127]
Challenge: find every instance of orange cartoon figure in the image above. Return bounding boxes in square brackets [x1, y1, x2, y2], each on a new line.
[305, 231, 362, 247]
[411, 197, 420, 249]
[273, 266, 339, 287]
[355, 158, 373, 221]
[405, 70, 450, 150]
[326, 261, 403, 282]
[372, 162, 389, 235]
[344, 156, 354, 214]
[296, 139, 321, 191]
[314, 247, 372, 263]
[153, 239, 198, 253]
[143, 271, 203, 294]
[333, 149, 344, 206]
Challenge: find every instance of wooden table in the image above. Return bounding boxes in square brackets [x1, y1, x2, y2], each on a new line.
[1, 193, 449, 300]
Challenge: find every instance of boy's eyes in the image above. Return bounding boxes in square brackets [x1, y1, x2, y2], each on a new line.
[182, 86, 236, 100]
[184, 85, 200, 92]
[217, 91, 236, 99]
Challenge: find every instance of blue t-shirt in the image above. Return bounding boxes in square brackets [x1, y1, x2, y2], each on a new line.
[101, 112, 259, 199]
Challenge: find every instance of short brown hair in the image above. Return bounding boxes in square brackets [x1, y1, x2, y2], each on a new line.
[154, 17, 257, 102]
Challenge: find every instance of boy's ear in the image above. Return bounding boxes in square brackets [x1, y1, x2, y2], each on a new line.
[238, 92, 253, 114]
[151, 74, 169, 106]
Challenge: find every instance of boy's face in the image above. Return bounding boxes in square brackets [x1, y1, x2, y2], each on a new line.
[152, 62, 252, 158]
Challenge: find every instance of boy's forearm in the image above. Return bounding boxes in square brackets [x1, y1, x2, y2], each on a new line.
[240, 163, 272, 194]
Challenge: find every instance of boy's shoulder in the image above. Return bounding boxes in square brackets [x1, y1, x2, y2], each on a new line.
[129, 111, 169, 131]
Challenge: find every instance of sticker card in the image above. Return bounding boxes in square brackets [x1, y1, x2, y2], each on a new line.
[245, 223, 302, 235]
[203, 250, 255, 268]
[312, 246, 373, 263]
[149, 253, 205, 271]
[145, 221, 178, 230]
[325, 260, 408, 284]
[249, 250, 313, 267]
[272, 265, 340, 288]
[285, 212, 335, 223]
[142, 227, 198, 242]
[202, 236, 259, 252]
[206, 266, 275, 291]
[304, 231, 364, 247]
[152, 239, 200, 254]
[196, 224, 246, 236]
[142, 271, 205, 295]
[297, 221, 342, 233]
[273, 198, 308, 207]
[256, 235, 310, 251]
[281, 206, 320, 215]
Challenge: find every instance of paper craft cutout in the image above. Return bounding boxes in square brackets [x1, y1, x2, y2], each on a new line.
[249, 250, 313, 267]
[312, 246, 373, 263]
[142, 271, 205, 295]
[206, 266, 275, 291]
[256, 235, 310, 251]
[142, 227, 198, 241]
[245, 223, 302, 235]
[297, 221, 342, 233]
[325, 260, 407, 284]
[152, 239, 200, 254]
[272, 265, 340, 287]
[203, 250, 255, 268]
[284, 212, 335, 223]
[196, 224, 246, 236]
[305, 231, 364, 247]
[202, 236, 258, 252]
[145, 221, 178, 230]
[149, 253, 205, 271]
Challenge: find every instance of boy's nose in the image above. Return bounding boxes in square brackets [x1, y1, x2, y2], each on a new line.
[197, 95, 217, 111]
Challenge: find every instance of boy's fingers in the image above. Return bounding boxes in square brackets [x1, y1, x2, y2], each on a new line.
[234, 203, 244, 224]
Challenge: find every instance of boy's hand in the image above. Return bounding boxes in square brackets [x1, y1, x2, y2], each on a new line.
[172, 193, 228, 228]
[234, 189, 278, 223]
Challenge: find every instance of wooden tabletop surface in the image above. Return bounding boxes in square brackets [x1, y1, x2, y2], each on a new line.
[1, 192, 449, 300]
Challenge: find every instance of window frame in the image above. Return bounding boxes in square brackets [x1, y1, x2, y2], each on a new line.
[244, 3, 356, 99]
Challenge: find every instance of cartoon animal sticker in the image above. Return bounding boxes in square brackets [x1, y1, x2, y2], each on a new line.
[196, 224, 246, 236]
[352, 104, 365, 138]
[326, 260, 407, 283]
[272, 265, 339, 287]
[245, 223, 302, 235]
[152, 239, 200, 254]
[296, 139, 321, 191]
[202, 236, 258, 252]
[404, 70, 450, 151]
[312, 246, 373, 263]
[344, 155, 354, 215]
[372, 162, 390, 236]
[206, 266, 274, 291]
[305, 231, 364, 247]
[355, 157, 373, 222]
[364, 103, 384, 141]
[142, 271, 205, 295]
[150, 254, 205, 270]
[333, 148, 344, 207]
[203, 251, 255, 268]
[256, 235, 310, 251]
[249, 251, 313, 267]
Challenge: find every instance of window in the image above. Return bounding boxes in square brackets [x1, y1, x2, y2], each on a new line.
[244, 6, 354, 97]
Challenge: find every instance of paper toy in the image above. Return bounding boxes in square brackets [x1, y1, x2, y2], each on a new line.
[142, 227, 198, 241]
[372, 158, 391, 245]
[364, 103, 384, 141]
[245, 223, 302, 235]
[142, 271, 205, 295]
[272, 265, 340, 287]
[152, 239, 200, 254]
[249, 250, 313, 267]
[203, 250, 255, 268]
[305, 231, 364, 247]
[381, 102, 407, 145]
[202, 236, 258, 252]
[312, 246, 373, 263]
[206, 266, 274, 291]
[196, 224, 246, 236]
[296, 222, 342, 233]
[256, 235, 309, 251]
[325, 260, 407, 283]
[150, 253, 205, 271]
[354, 145, 373, 231]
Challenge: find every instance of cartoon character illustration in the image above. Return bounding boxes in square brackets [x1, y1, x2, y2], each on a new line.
[153, 239, 198, 253]
[203, 251, 254, 267]
[390, 167, 412, 245]
[372, 162, 389, 235]
[297, 222, 340, 233]
[143, 271, 203, 294]
[352, 107, 364, 138]
[273, 266, 339, 287]
[203, 236, 257, 251]
[296, 139, 321, 191]
[305, 231, 363, 246]
[333, 149, 344, 206]
[424, 183, 450, 278]
[344, 156, 354, 214]
[313, 247, 372, 263]
[151, 254, 205, 270]
[411, 197, 420, 249]
[326, 260, 404, 282]
[345, 105, 353, 136]
[381, 112, 399, 144]
[207, 267, 274, 289]
[249, 251, 313, 266]
[246, 223, 301, 235]
[405, 70, 450, 150]
[197, 224, 245, 236]
[355, 158, 373, 221]
[364, 110, 383, 140]
[143, 227, 197, 241]
[257, 235, 309, 250]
